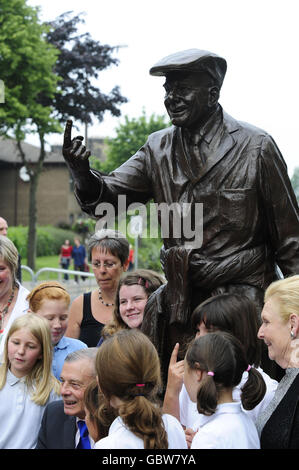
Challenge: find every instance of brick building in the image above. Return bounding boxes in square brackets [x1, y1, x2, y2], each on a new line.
[0, 137, 83, 227]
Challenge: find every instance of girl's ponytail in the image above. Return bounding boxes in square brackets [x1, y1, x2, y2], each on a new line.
[241, 366, 266, 410]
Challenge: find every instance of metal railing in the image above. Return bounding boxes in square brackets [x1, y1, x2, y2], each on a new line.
[21, 265, 96, 291]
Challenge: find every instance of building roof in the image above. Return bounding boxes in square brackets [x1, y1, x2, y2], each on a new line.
[0, 137, 64, 164]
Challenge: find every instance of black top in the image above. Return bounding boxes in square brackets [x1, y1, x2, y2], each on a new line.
[79, 292, 104, 347]
[261, 372, 299, 449]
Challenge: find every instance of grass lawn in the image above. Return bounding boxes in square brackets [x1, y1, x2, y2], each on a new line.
[22, 255, 63, 281]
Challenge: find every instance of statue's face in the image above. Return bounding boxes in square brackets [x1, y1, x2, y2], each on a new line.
[163, 71, 217, 129]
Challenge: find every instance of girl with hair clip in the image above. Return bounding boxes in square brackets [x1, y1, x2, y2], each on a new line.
[184, 331, 265, 449]
[27, 281, 87, 380]
[97, 269, 164, 345]
[0, 313, 60, 448]
[94, 329, 187, 449]
[163, 293, 278, 437]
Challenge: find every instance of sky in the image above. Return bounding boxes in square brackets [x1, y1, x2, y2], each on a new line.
[26, 0, 299, 176]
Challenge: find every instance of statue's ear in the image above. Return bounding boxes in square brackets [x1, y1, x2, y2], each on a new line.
[208, 86, 220, 107]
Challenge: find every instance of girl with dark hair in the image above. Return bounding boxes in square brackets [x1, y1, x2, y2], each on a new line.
[97, 269, 164, 345]
[163, 293, 278, 434]
[94, 329, 187, 449]
[185, 331, 264, 449]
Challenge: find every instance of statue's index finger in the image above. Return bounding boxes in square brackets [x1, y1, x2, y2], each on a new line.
[63, 120, 73, 147]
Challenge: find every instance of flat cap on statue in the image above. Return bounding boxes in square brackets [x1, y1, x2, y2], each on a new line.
[149, 48, 227, 87]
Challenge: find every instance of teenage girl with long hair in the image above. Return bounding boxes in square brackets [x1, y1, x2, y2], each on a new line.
[94, 328, 187, 449]
[0, 313, 60, 448]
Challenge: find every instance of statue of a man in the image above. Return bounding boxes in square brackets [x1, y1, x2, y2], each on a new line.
[62, 49, 299, 383]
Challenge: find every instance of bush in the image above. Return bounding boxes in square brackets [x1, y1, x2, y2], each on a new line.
[7, 225, 79, 258]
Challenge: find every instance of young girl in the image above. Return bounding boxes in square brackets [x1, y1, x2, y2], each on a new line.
[163, 293, 278, 432]
[0, 313, 61, 448]
[184, 331, 265, 449]
[98, 269, 164, 344]
[27, 281, 87, 380]
[94, 328, 187, 449]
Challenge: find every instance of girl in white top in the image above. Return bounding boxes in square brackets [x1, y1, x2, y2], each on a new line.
[184, 331, 265, 449]
[94, 328, 187, 449]
[163, 293, 278, 436]
[0, 313, 61, 448]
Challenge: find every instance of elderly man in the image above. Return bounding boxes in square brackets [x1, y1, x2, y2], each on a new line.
[62, 49, 299, 383]
[36, 348, 97, 449]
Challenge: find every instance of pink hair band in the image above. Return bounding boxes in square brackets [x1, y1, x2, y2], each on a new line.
[207, 371, 214, 376]
[246, 365, 252, 372]
[136, 383, 145, 387]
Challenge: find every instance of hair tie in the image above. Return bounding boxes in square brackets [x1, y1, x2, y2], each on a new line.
[207, 371, 214, 377]
[136, 383, 145, 387]
[137, 278, 149, 289]
[246, 365, 252, 372]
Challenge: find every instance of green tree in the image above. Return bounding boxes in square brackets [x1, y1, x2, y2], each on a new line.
[91, 110, 170, 173]
[0, 0, 60, 270]
[0, 5, 127, 270]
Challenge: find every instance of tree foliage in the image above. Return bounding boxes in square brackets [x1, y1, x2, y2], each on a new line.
[0, 4, 127, 270]
[92, 110, 170, 173]
[0, 0, 60, 139]
[42, 11, 127, 126]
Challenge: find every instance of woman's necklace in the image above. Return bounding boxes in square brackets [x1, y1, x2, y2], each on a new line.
[98, 288, 114, 307]
[0, 286, 15, 331]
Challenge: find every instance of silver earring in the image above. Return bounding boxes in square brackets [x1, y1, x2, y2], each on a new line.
[290, 330, 295, 339]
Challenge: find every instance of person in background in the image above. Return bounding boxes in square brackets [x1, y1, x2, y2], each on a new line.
[185, 332, 265, 449]
[27, 281, 87, 380]
[94, 328, 187, 449]
[66, 229, 129, 347]
[0, 217, 22, 283]
[257, 275, 299, 449]
[36, 348, 97, 449]
[98, 269, 165, 345]
[72, 237, 87, 283]
[59, 239, 73, 281]
[127, 245, 134, 271]
[0, 313, 60, 448]
[0, 236, 29, 358]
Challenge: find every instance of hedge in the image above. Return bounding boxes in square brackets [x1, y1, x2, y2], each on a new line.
[7, 225, 80, 258]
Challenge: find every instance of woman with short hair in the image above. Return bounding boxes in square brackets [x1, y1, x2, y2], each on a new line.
[65, 229, 130, 346]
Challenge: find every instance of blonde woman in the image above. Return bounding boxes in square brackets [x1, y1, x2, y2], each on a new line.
[0, 313, 60, 448]
[257, 275, 299, 448]
[0, 235, 29, 357]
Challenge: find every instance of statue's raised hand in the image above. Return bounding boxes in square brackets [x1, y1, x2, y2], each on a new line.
[62, 120, 91, 172]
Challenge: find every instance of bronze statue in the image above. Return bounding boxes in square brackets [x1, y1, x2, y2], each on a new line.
[62, 49, 299, 384]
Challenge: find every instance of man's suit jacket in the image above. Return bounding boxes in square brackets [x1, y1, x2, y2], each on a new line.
[36, 400, 77, 449]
